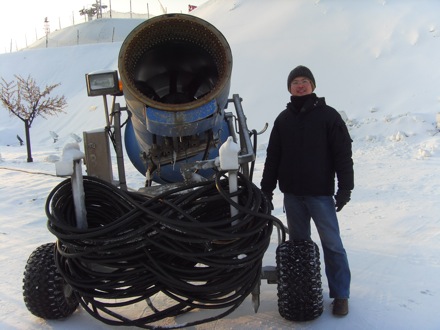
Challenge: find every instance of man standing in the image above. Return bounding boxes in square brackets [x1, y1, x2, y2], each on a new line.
[260, 65, 354, 316]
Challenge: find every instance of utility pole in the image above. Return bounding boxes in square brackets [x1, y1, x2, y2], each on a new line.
[44, 17, 50, 48]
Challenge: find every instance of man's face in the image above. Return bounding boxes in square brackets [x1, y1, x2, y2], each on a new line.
[289, 76, 314, 96]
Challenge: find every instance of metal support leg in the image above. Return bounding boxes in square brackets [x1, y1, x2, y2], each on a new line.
[251, 278, 261, 313]
[71, 159, 87, 229]
[113, 103, 127, 190]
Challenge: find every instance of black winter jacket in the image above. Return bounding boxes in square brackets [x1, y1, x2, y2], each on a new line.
[260, 93, 354, 196]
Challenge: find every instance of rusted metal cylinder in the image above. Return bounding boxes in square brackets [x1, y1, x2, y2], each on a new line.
[119, 13, 232, 114]
[118, 14, 233, 182]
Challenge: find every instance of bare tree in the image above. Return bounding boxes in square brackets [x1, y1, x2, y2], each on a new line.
[0, 75, 67, 162]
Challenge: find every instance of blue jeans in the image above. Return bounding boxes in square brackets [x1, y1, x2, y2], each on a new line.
[283, 194, 351, 299]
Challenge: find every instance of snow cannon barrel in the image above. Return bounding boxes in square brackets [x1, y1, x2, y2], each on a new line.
[118, 13, 233, 183]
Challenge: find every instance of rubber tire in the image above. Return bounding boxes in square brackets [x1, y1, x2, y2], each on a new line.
[276, 240, 323, 321]
[23, 242, 78, 319]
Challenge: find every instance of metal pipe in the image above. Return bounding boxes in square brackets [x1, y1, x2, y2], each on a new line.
[113, 103, 127, 190]
[231, 94, 255, 165]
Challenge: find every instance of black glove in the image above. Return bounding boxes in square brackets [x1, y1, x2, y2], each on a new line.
[262, 190, 274, 211]
[335, 190, 351, 212]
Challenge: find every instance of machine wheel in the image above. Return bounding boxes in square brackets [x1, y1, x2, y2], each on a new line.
[23, 242, 78, 319]
[276, 240, 323, 321]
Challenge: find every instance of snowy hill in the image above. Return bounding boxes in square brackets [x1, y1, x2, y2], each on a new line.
[27, 18, 145, 49]
[0, 0, 440, 329]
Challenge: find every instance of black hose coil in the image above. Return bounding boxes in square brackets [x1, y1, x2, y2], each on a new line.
[46, 172, 284, 329]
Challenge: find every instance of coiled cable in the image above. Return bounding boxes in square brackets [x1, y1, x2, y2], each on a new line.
[46, 172, 285, 329]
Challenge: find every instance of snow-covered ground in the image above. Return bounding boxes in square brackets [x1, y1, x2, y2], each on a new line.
[1, 0, 440, 329]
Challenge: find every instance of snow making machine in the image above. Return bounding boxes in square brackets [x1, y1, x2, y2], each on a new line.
[22, 14, 323, 328]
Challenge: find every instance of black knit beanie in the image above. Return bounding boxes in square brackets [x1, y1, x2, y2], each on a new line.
[287, 65, 316, 91]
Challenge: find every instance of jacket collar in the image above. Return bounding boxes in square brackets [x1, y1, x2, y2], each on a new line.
[287, 93, 324, 113]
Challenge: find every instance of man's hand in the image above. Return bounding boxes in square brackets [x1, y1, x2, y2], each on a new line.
[335, 190, 351, 212]
[262, 190, 274, 211]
